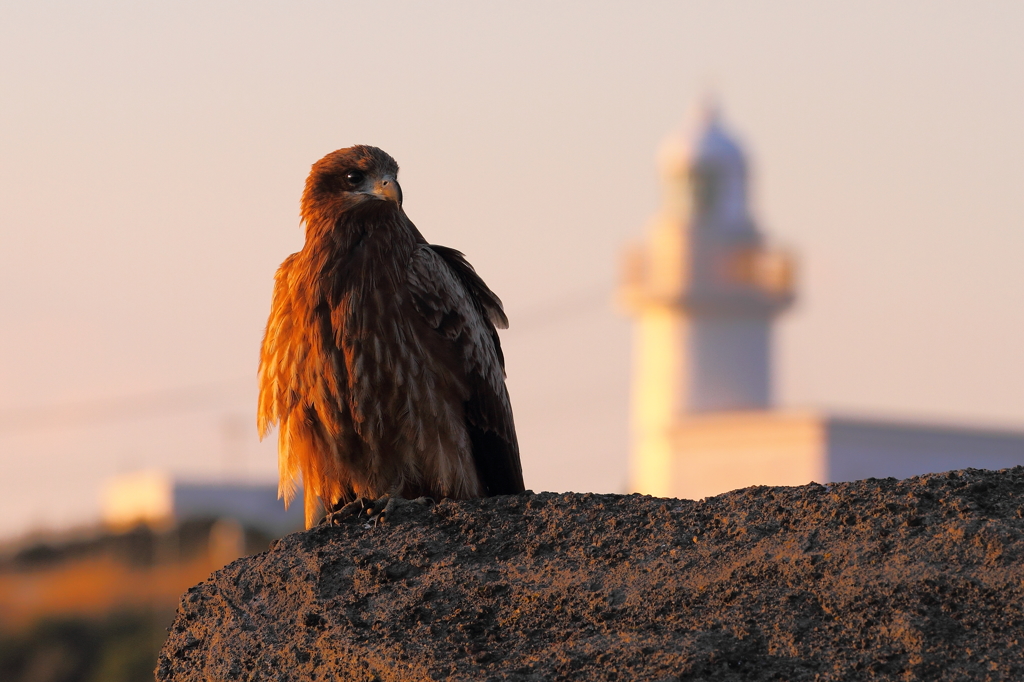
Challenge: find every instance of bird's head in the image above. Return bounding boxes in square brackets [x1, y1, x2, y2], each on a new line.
[301, 145, 403, 229]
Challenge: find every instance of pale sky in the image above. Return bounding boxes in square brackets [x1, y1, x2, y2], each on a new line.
[1, 1, 1023, 539]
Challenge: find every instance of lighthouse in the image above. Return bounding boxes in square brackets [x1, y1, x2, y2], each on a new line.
[620, 106, 795, 496]
[620, 105, 1024, 501]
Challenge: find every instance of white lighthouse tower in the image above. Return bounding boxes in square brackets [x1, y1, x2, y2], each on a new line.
[620, 106, 795, 496]
[621, 105, 1024, 501]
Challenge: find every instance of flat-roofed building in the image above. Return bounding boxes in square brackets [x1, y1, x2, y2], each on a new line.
[102, 471, 302, 536]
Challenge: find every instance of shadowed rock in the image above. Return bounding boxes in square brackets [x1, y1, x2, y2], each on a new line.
[157, 468, 1024, 681]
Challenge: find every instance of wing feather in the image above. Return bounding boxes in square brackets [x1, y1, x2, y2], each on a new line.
[407, 245, 524, 494]
[259, 253, 353, 524]
[257, 253, 310, 507]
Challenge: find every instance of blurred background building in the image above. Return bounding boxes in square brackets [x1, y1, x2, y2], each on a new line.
[621, 107, 1024, 500]
[101, 471, 301, 536]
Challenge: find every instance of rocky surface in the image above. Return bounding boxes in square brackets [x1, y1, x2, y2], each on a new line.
[157, 468, 1024, 681]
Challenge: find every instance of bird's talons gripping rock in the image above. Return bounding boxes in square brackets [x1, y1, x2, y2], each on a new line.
[366, 495, 398, 527]
[322, 498, 371, 526]
[321, 495, 401, 527]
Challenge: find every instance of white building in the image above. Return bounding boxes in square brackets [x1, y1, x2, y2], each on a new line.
[620, 106, 1024, 499]
[102, 471, 302, 536]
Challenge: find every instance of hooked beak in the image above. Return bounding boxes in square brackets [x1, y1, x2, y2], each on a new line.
[372, 174, 402, 206]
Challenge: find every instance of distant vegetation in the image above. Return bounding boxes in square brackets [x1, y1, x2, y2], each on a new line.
[0, 518, 280, 682]
[0, 610, 171, 682]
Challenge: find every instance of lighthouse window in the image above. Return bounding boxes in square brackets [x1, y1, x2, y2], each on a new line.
[690, 163, 718, 216]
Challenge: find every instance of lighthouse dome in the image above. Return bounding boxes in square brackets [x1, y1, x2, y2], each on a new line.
[658, 103, 754, 235]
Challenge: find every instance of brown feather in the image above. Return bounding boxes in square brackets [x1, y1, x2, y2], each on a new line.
[257, 145, 523, 527]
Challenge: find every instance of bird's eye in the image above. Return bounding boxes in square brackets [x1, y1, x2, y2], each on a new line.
[344, 170, 365, 185]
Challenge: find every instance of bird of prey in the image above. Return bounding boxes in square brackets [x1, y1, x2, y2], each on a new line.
[258, 145, 524, 527]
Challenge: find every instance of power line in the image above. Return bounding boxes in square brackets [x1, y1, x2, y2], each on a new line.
[0, 281, 615, 433]
[0, 379, 252, 433]
[506, 282, 613, 333]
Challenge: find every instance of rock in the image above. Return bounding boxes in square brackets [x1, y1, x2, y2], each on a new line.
[157, 468, 1024, 681]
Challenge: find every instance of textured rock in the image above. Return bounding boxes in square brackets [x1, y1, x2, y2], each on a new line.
[157, 468, 1024, 681]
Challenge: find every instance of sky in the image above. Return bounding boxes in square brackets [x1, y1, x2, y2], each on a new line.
[1, 1, 1023, 539]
